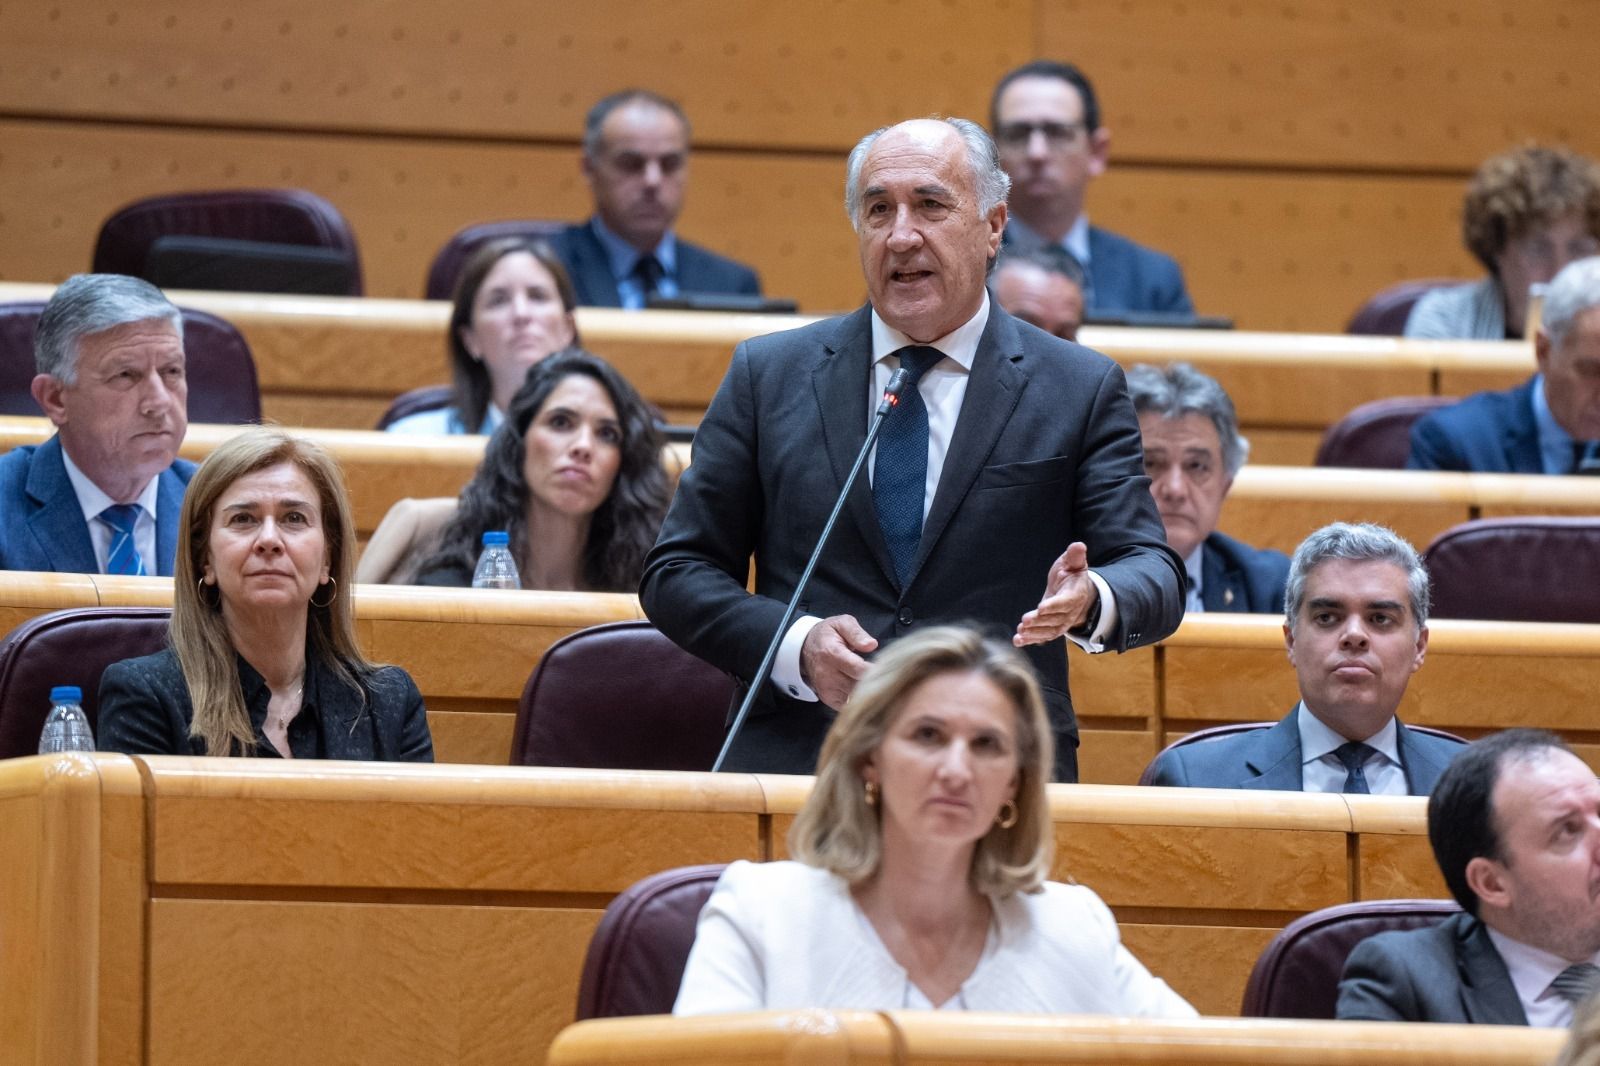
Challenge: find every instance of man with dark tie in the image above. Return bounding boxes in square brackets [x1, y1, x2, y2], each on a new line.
[0, 274, 195, 575]
[1339, 729, 1600, 1026]
[641, 116, 1183, 782]
[1125, 362, 1288, 614]
[548, 89, 762, 309]
[1144, 522, 1463, 793]
[1409, 256, 1600, 473]
[989, 60, 1193, 316]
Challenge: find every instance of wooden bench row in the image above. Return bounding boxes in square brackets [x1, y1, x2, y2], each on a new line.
[0, 282, 1537, 465]
[2, 754, 1453, 1065]
[5, 573, 1600, 784]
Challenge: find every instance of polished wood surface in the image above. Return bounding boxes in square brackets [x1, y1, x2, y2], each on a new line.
[548, 1010, 1563, 1066]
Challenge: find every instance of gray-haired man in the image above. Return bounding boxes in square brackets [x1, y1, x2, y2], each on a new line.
[0, 273, 194, 575]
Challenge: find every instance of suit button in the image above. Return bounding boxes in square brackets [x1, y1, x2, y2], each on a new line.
[897, 607, 914, 626]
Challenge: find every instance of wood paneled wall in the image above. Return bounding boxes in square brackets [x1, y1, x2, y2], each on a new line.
[2, 2, 1597, 329]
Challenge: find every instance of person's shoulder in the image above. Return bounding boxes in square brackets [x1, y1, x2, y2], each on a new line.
[363, 663, 421, 697]
[1088, 224, 1183, 271]
[1404, 280, 1499, 339]
[385, 408, 467, 436]
[718, 859, 836, 894]
[1206, 530, 1291, 571]
[1009, 881, 1119, 945]
[168, 455, 199, 484]
[1348, 912, 1466, 967]
[675, 237, 761, 286]
[103, 646, 184, 690]
[0, 443, 36, 493]
[1418, 378, 1531, 432]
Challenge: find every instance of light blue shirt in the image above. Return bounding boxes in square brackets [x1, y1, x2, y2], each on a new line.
[590, 217, 680, 311]
[1296, 703, 1406, 795]
[1182, 545, 1205, 613]
[1529, 373, 1597, 475]
[385, 404, 504, 437]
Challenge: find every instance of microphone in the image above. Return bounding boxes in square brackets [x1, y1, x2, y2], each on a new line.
[711, 367, 914, 771]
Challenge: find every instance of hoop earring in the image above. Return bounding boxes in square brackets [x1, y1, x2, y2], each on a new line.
[863, 780, 879, 807]
[310, 578, 338, 608]
[995, 799, 1019, 830]
[196, 578, 220, 609]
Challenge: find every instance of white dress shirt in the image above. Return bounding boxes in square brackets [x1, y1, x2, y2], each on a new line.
[60, 446, 159, 575]
[770, 294, 1118, 700]
[1297, 702, 1406, 795]
[1486, 927, 1600, 1028]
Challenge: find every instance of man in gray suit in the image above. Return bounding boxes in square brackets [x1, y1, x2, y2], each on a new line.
[1145, 523, 1462, 793]
[640, 117, 1183, 781]
[1338, 729, 1600, 1025]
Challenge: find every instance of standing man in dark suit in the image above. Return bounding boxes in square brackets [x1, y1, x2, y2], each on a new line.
[1338, 729, 1600, 1025]
[0, 274, 195, 575]
[1409, 256, 1600, 472]
[641, 117, 1184, 781]
[1146, 523, 1462, 793]
[548, 89, 762, 309]
[989, 61, 1193, 317]
[1126, 362, 1288, 614]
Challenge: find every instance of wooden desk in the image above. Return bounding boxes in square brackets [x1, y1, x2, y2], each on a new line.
[548, 1010, 1563, 1066]
[0, 283, 1535, 464]
[0, 757, 1450, 1065]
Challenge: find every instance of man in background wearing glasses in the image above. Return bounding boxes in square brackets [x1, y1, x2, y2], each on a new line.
[989, 61, 1194, 317]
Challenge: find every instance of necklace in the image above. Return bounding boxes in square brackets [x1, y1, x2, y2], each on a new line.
[268, 678, 305, 732]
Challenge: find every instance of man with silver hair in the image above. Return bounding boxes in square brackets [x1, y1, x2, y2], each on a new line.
[644, 116, 1182, 782]
[0, 273, 194, 574]
[1409, 255, 1600, 472]
[1127, 362, 1288, 613]
[547, 88, 762, 308]
[1146, 522, 1463, 793]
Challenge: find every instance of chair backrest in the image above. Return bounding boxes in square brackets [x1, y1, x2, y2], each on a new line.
[1425, 517, 1600, 623]
[0, 300, 262, 423]
[0, 607, 171, 758]
[1313, 395, 1458, 469]
[1138, 720, 1467, 786]
[92, 189, 363, 296]
[576, 863, 727, 1019]
[1240, 899, 1460, 1018]
[1345, 279, 1464, 335]
[375, 385, 456, 430]
[424, 220, 568, 301]
[511, 620, 733, 770]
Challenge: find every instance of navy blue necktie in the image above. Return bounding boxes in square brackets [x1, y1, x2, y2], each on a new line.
[1573, 441, 1600, 475]
[1334, 741, 1377, 794]
[633, 254, 664, 298]
[873, 346, 943, 587]
[99, 503, 146, 577]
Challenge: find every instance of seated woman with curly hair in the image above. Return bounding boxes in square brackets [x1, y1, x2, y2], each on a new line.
[410, 350, 669, 590]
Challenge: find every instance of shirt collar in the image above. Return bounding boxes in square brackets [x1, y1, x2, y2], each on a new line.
[590, 215, 678, 282]
[1486, 926, 1600, 1009]
[869, 290, 990, 371]
[1296, 701, 1401, 768]
[59, 442, 159, 523]
[1531, 373, 1583, 475]
[1183, 544, 1205, 598]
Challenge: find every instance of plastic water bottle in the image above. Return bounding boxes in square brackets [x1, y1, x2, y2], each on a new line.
[38, 685, 95, 753]
[471, 531, 521, 590]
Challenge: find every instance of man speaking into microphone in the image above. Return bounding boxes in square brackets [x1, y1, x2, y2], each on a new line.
[640, 117, 1182, 781]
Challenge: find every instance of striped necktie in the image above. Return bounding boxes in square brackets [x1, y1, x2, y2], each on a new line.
[1549, 963, 1600, 1004]
[99, 503, 146, 576]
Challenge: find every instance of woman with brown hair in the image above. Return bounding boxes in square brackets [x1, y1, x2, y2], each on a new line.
[98, 426, 432, 760]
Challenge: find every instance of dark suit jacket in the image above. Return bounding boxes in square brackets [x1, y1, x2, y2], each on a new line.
[1407, 376, 1544, 473]
[639, 304, 1185, 780]
[1143, 709, 1464, 793]
[0, 436, 195, 575]
[1201, 531, 1290, 614]
[1086, 226, 1194, 316]
[97, 646, 434, 761]
[547, 220, 762, 308]
[1337, 912, 1527, 1024]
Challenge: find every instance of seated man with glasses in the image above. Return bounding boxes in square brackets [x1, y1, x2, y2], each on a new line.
[990, 60, 1193, 317]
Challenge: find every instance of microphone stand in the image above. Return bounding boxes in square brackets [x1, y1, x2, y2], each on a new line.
[711, 368, 913, 772]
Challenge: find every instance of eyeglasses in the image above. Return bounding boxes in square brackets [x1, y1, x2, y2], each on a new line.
[995, 121, 1090, 150]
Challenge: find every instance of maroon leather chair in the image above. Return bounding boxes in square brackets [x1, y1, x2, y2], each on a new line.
[1425, 517, 1600, 623]
[1138, 721, 1467, 787]
[1241, 899, 1460, 1018]
[375, 385, 455, 430]
[93, 189, 363, 296]
[0, 607, 170, 758]
[0, 300, 261, 423]
[423, 220, 567, 301]
[576, 864, 727, 1019]
[510, 621, 734, 770]
[1345, 279, 1465, 335]
[1314, 396, 1458, 469]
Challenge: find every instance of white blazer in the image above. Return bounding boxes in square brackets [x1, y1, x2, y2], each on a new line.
[673, 860, 1197, 1017]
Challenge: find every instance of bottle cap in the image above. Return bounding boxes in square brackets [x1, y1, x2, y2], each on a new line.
[482, 531, 510, 547]
[50, 686, 83, 702]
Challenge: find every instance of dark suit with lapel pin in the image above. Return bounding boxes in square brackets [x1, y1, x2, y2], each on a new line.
[0, 436, 194, 575]
[1143, 710, 1464, 793]
[548, 220, 762, 308]
[1337, 912, 1528, 1024]
[1200, 531, 1290, 614]
[640, 303, 1184, 780]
